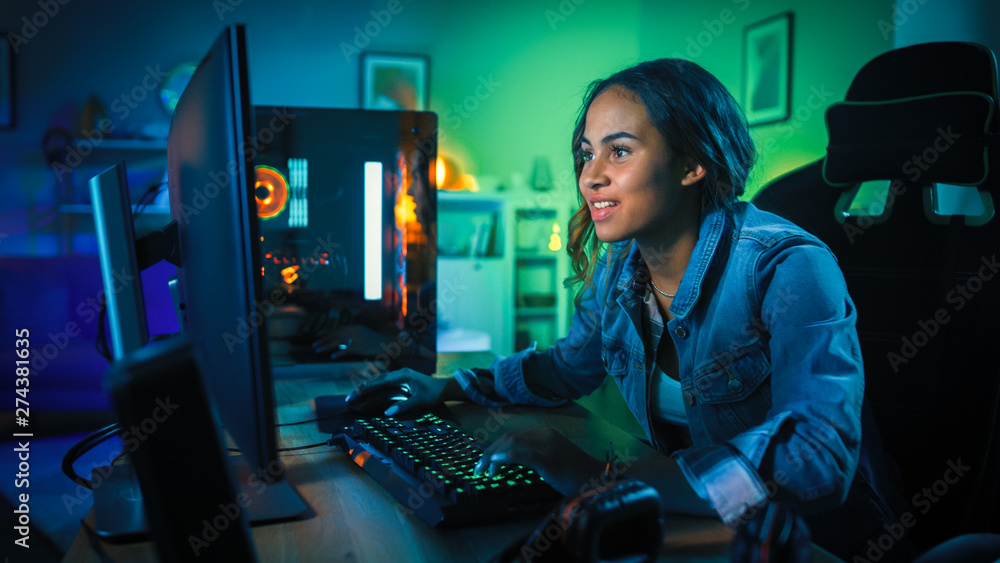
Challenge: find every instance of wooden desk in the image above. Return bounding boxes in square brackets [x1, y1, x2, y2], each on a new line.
[62, 355, 741, 562]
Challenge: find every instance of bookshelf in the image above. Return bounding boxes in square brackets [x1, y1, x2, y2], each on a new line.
[436, 191, 574, 356]
[437, 193, 513, 355]
[512, 205, 571, 350]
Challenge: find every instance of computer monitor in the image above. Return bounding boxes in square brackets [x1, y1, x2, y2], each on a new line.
[166, 23, 304, 515]
[89, 162, 149, 360]
[91, 24, 305, 542]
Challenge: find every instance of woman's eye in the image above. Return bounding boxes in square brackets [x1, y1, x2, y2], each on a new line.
[612, 146, 629, 158]
[580, 150, 594, 162]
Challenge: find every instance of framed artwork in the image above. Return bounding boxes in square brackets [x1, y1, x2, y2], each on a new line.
[743, 12, 792, 126]
[360, 52, 428, 111]
[0, 34, 14, 129]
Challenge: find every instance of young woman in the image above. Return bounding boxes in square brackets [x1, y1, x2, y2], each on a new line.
[349, 59, 911, 561]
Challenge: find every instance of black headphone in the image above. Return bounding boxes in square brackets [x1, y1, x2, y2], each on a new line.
[491, 479, 665, 563]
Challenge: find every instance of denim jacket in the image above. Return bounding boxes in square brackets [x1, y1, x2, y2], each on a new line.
[455, 201, 904, 556]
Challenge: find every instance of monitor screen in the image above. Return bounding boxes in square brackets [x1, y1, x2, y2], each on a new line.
[89, 161, 149, 360]
[167, 23, 278, 481]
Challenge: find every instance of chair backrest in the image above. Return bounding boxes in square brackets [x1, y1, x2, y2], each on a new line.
[753, 42, 1000, 553]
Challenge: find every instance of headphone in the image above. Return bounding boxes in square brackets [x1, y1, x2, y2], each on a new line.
[492, 479, 665, 563]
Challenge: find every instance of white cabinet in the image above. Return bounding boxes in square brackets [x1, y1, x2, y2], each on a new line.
[436, 191, 574, 356]
[437, 193, 513, 355]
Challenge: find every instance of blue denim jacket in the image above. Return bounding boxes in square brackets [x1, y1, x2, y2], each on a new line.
[455, 201, 903, 555]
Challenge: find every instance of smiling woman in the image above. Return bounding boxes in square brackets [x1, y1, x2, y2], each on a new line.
[574, 86, 705, 283]
[352, 58, 916, 562]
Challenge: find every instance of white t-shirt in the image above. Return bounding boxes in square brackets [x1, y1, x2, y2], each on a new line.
[643, 290, 689, 426]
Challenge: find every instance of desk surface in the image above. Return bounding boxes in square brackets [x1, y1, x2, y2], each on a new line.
[62, 354, 742, 562]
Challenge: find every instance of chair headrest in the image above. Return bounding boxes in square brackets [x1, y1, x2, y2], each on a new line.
[823, 92, 996, 187]
[845, 42, 998, 106]
[822, 42, 1000, 189]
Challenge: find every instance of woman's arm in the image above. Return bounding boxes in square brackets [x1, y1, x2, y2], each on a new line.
[674, 239, 865, 525]
[451, 258, 615, 408]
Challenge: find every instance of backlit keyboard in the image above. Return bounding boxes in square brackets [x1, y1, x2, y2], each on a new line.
[334, 413, 563, 528]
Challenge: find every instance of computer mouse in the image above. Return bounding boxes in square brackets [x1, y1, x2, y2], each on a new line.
[345, 382, 412, 415]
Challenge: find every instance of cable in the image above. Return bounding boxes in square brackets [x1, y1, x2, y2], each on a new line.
[62, 423, 122, 489]
[95, 293, 112, 363]
[277, 417, 320, 427]
[133, 181, 167, 219]
[276, 412, 345, 427]
[278, 440, 332, 453]
[79, 519, 115, 563]
[228, 439, 334, 455]
[92, 181, 166, 363]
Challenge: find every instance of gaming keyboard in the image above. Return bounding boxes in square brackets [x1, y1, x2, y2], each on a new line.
[334, 413, 563, 528]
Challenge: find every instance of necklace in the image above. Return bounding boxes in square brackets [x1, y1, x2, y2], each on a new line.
[648, 277, 675, 299]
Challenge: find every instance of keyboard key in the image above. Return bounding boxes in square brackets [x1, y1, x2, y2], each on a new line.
[338, 414, 563, 527]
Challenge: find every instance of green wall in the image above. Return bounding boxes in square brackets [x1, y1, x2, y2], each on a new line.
[424, 0, 641, 206]
[635, 0, 895, 199]
[426, 0, 895, 202]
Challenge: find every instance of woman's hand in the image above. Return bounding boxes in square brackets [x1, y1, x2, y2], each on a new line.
[474, 427, 605, 496]
[346, 368, 465, 416]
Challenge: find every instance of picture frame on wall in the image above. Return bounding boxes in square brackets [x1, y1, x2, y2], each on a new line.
[0, 34, 14, 129]
[360, 52, 428, 111]
[743, 12, 792, 126]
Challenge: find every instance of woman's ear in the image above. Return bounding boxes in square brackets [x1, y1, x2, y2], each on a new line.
[681, 160, 707, 186]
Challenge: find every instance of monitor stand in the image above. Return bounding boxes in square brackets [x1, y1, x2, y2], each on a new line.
[91, 456, 308, 542]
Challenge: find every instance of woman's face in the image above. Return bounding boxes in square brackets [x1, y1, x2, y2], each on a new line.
[578, 87, 702, 246]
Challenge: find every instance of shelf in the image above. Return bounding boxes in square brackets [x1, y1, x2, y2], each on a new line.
[515, 252, 559, 261]
[58, 204, 170, 216]
[71, 138, 168, 151]
[515, 307, 558, 317]
[438, 193, 505, 259]
[511, 201, 572, 350]
[437, 194, 514, 355]
[439, 255, 504, 261]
